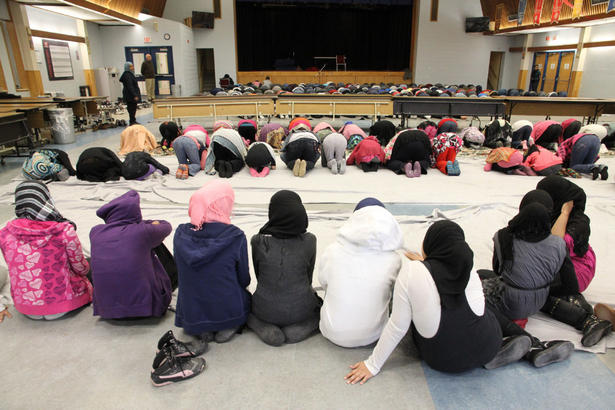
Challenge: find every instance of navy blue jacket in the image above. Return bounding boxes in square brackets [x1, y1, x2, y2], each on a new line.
[174, 222, 251, 335]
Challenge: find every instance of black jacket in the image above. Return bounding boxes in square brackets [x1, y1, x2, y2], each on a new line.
[120, 71, 141, 103]
[76, 147, 124, 182]
[122, 152, 169, 180]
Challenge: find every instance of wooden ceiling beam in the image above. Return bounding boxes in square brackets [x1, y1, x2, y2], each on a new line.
[57, 0, 143, 24]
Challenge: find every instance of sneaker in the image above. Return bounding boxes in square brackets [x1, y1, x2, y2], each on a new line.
[594, 303, 615, 329]
[412, 161, 421, 178]
[599, 165, 609, 181]
[592, 166, 600, 181]
[151, 348, 206, 387]
[527, 340, 574, 368]
[292, 160, 301, 177]
[249, 168, 259, 177]
[298, 159, 307, 177]
[328, 159, 338, 175]
[153, 330, 209, 369]
[404, 162, 414, 178]
[259, 167, 270, 177]
[484, 335, 531, 370]
[338, 159, 346, 174]
[581, 315, 612, 347]
[175, 164, 188, 179]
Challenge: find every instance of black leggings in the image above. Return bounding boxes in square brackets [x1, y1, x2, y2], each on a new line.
[283, 139, 320, 170]
[154, 243, 178, 291]
[127, 102, 137, 124]
[213, 143, 244, 174]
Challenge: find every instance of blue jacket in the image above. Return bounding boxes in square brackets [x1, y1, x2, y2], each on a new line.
[174, 222, 251, 335]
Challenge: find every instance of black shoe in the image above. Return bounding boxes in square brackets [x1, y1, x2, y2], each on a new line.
[581, 315, 612, 347]
[526, 340, 574, 368]
[151, 347, 206, 387]
[484, 335, 531, 370]
[566, 294, 594, 316]
[592, 167, 600, 180]
[153, 330, 208, 369]
[600, 165, 609, 181]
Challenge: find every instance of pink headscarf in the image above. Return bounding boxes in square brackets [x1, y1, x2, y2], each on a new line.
[339, 123, 367, 140]
[188, 180, 235, 230]
[213, 120, 234, 133]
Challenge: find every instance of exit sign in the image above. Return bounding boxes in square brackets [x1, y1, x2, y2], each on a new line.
[144, 37, 152, 43]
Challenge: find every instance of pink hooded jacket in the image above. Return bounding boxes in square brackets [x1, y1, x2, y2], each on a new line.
[524, 145, 563, 171]
[0, 219, 92, 316]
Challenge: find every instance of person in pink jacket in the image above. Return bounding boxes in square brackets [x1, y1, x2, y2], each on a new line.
[346, 136, 386, 172]
[0, 181, 92, 320]
[523, 144, 563, 176]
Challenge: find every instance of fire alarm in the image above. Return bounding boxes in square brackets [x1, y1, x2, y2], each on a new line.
[163, 33, 171, 40]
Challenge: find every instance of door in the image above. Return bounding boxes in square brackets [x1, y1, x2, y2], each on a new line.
[124, 46, 175, 96]
[542, 53, 559, 92]
[556, 52, 574, 94]
[197, 48, 216, 93]
[487, 51, 504, 90]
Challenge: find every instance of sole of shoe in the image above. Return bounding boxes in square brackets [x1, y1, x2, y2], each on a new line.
[484, 336, 531, 370]
[532, 341, 574, 368]
[594, 303, 615, 328]
[298, 160, 307, 177]
[151, 358, 206, 387]
[581, 321, 612, 347]
[292, 160, 301, 177]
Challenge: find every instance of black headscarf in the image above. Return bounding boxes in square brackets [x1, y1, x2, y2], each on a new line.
[259, 190, 308, 239]
[422, 220, 473, 296]
[369, 120, 396, 146]
[536, 176, 590, 256]
[562, 120, 582, 142]
[536, 124, 563, 148]
[519, 189, 554, 214]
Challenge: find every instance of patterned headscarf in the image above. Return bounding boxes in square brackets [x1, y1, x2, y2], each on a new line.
[14, 181, 74, 228]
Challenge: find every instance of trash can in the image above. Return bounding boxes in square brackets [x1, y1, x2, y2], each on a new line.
[48, 108, 75, 144]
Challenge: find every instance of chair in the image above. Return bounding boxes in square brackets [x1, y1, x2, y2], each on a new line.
[336, 55, 347, 71]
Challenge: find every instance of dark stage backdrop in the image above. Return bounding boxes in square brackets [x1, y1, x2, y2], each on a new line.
[236, 1, 413, 71]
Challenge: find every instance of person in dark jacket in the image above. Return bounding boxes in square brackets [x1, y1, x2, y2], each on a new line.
[140, 54, 156, 102]
[530, 65, 541, 92]
[248, 190, 322, 346]
[386, 129, 431, 177]
[122, 152, 170, 180]
[174, 181, 250, 343]
[369, 120, 396, 146]
[120, 62, 141, 125]
[90, 190, 175, 319]
[76, 147, 123, 182]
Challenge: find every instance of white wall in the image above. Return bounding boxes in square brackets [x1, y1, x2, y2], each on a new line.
[98, 17, 197, 96]
[163, 0, 237, 84]
[86, 22, 104, 70]
[578, 23, 615, 98]
[414, 0, 517, 88]
[26, 6, 79, 36]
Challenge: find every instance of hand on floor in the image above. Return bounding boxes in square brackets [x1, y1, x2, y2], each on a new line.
[0, 308, 12, 323]
[345, 361, 373, 385]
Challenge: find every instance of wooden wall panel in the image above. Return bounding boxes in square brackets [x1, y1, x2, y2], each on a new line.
[142, 0, 166, 17]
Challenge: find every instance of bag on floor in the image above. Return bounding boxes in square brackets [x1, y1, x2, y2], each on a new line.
[483, 119, 512, 148]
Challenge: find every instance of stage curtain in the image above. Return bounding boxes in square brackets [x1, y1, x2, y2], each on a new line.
[236, 1, 413, 71]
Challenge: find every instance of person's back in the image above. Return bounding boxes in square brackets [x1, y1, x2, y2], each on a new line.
[174, 181, 250, 337]
[319, 199, 402, 347]
[90, 191, 172, 319]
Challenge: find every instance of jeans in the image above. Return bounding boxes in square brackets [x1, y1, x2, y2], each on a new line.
[570, 134, 600, 174]
[173, 136, 202, 176]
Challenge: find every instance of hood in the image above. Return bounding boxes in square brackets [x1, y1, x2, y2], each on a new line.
[96, 190, 142, 224]
[176, 223, 244, 265]
[337, 206, 403, 252]
[6, 219, 66, 245]
[579, 124, 607, 140]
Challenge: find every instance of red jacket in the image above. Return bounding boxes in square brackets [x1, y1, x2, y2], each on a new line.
[346, 136, 385, 165]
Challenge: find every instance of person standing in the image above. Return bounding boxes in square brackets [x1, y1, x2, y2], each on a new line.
[530, 65, 541, 92]
[141, 54, 156, 102]
[119, 62, 140, 125]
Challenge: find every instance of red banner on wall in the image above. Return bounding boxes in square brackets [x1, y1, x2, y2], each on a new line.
[552, 0, 563, 22]
[534, 0, 544, 24]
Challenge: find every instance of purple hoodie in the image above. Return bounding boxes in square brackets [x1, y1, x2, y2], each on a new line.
[90, 190, 172, 319]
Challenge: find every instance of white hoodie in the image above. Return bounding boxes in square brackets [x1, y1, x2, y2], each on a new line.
[318, 205, 403, 348]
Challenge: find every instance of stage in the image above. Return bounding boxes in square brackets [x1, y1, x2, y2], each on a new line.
[237, 71, 406, 86]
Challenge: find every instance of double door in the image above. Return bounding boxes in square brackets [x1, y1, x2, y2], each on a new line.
[533, 51, 574, 94]
[124, 46, 175, 96]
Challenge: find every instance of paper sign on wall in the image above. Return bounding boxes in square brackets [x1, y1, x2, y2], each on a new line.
[550, 64, 556, 69]
[564, 63, 570, 69]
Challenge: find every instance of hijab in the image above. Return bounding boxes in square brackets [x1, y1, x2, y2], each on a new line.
[422, 220, 473, 296]
[124, 62, 133, 72]
[507, 203, 552, 243]
[354, 197, 385, 212]
[14, 181, 75, 228]
[259, 190, 308, 239]
[188, 180, 235, 230]
[369, 120, 396, 146]
[536, 176, 590, 256]
[561, 119, 582, 142]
